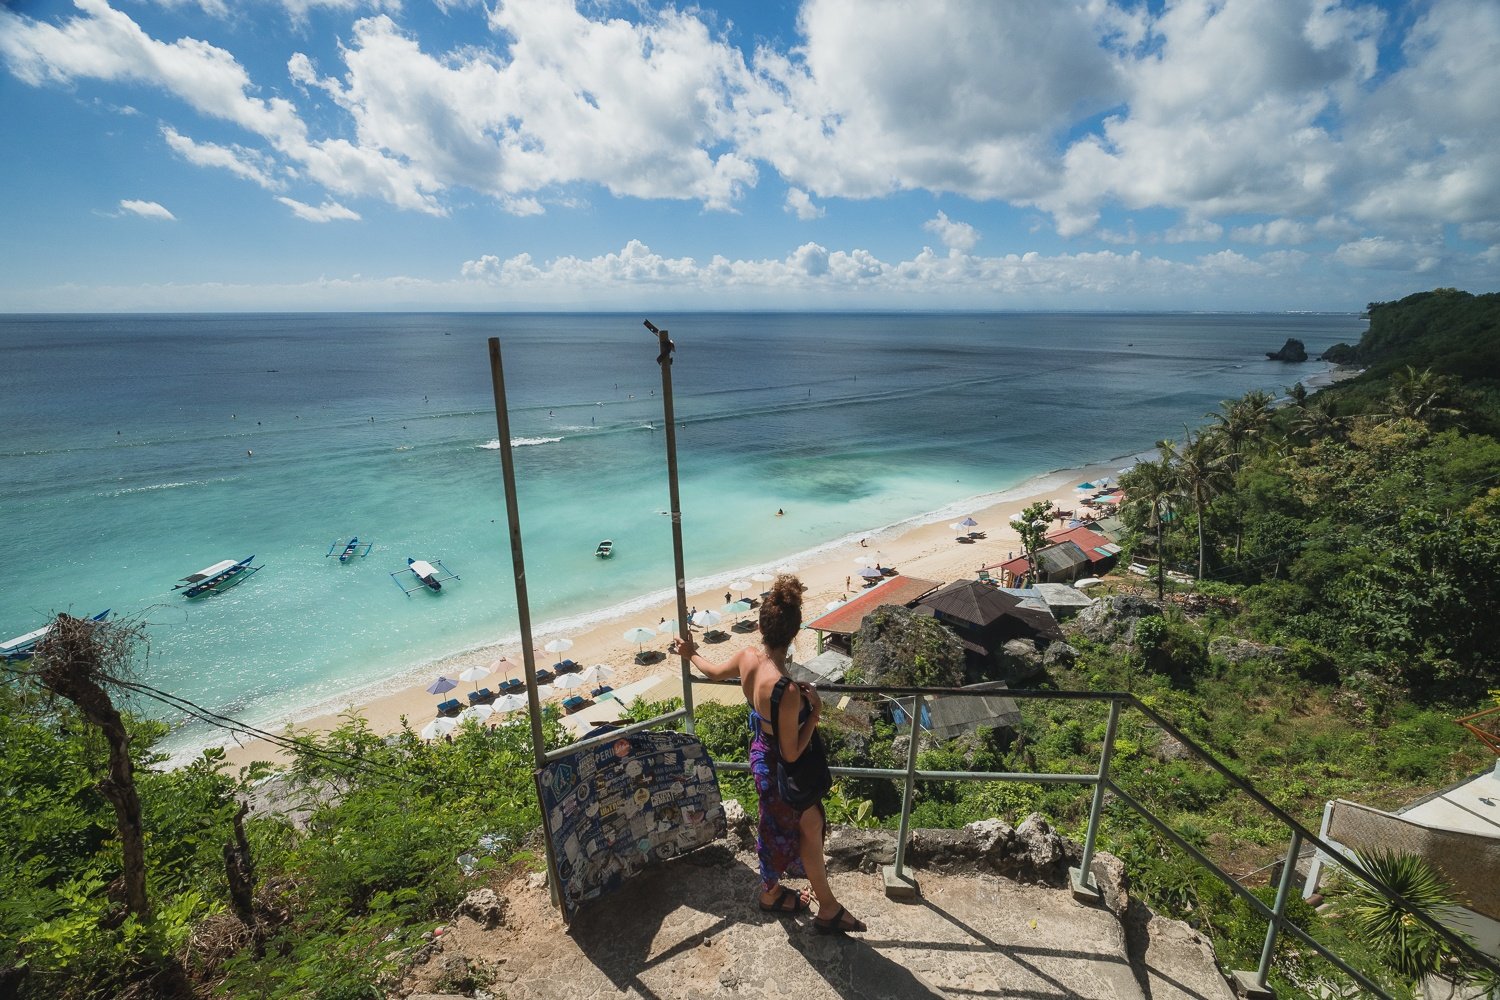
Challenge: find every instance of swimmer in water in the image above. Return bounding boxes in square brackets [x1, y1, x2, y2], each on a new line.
[776, 508, 784, 516]
[247, 449, 253, 457]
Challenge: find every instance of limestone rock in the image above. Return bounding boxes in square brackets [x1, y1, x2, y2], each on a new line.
[1070, 595, 1163, 646]
[901, 815, 1079, 886]
[1265, 338, 1308, 361]
[456, 888, 507, 928]
[850, 605, 966, 688]
[1042, 640, 1078, 668]
[997, 638, 1043, 679]
[720, 798, 754, 849]
[1087, 850, 1131, 919]
[824, 827, 896, 872]
[1208, 636, 1290, 667]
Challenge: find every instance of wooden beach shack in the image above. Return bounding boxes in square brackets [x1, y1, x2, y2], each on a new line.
[803, 576, 942, 655]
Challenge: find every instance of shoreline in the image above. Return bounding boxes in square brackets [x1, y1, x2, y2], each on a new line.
[213, 450, 1141, 770]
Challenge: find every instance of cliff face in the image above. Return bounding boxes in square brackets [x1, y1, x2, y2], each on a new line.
[1359, 288, 1500, 381]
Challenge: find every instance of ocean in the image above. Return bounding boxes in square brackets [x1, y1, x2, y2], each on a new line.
[0, 312, 1359, 754]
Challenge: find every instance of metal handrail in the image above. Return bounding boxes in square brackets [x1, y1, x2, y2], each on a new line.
[675, 677, 1500, 995]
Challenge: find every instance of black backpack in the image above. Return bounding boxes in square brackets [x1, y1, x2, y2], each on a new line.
[768, 677, 833, 810]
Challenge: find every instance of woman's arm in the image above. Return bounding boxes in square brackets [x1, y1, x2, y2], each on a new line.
[675, 636, 741, 681]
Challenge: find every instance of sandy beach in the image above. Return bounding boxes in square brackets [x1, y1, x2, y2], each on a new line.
[220, 457, 1129, 770]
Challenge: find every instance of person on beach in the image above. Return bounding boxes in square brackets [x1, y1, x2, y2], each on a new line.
[677, 575, 866, 935]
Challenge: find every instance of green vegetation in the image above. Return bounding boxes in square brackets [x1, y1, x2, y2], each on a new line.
[4, 287, 1496, 997]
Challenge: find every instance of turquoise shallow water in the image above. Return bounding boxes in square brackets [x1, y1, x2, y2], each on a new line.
[0, 312, 1358, 753]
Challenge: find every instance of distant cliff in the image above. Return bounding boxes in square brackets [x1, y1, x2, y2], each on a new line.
[1347, 288, 1500, 382]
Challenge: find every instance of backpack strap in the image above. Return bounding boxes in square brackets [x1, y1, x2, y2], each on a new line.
[767, 676, 793, 748]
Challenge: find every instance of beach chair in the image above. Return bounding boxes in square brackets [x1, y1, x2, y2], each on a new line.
[436, 698, 462, 717]
[468, 688, 494, 705]
[556, 659, 580, 673]
[591, 685, 614, 699]
[502, 678, 524, 694]
[535, 668, 555, 685]
[562, 695, 587, 714]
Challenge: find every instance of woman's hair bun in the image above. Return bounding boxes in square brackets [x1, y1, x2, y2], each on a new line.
[759, 573, 805, 650]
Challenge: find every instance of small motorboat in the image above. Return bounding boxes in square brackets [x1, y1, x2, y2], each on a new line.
[595, 539, 614, 559]
[326, 536, 373, 562]
[392, 557, 459, 596]
[1, 609, 110, 661]
[174, 556, 260, 598]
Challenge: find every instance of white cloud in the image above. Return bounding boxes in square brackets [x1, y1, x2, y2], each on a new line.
[1164, 220, 1223, 244]
[118, 198, 175, 220]
[161, 126, 280, 189]
[1333, 237, 1442, 272]
[156, 0, 400, 20]
[922, 211, 980, 252]
[784, 187, 823, 221]
[276, 196, 360, 222]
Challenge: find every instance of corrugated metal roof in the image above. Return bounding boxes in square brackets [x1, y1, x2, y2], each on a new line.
[1044, 526, 1119, 565]
[804, 576, 942, 635]
[917, 578, 1026, 627]
[1036, 541, 1088, 574]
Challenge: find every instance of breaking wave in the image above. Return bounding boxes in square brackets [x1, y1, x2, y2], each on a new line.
[479, 436, 563, 449]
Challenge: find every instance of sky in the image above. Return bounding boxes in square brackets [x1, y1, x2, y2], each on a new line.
[1, 0, 1497, 313]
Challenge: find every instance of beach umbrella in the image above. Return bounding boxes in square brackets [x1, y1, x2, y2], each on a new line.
[552, 672, 590, 692]
[824, 599, 846, 611]
[420, 717, 459, 740]
[622, 626, 656, 656]
[486, 655, 513, 676]
[659, 619, 680, 637]
[581, 664, 616, 685]
[492, 693, 527, 713]
[458, 664, 491, 689]
[459, 704, 495, 723]
[729, 579, 751, 596]
[691, 609, 722, 629]
[852, 556, 875, 565]
[960, 517, 979, 529]
[721, 599, 750, 614]
[542, 637, 573, 655]
[426, 676, 458, 695]
[751, 572, 774, 584]
[858, 566, 883, 580]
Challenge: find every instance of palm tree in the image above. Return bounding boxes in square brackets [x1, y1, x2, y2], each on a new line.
[1121, 457, 1179, 600]
[1289, 398, 1342, 443]
[1385, 366, 1461, 427]
[1161, 429, 1230, 580]
[1207, 389, 1274, 476]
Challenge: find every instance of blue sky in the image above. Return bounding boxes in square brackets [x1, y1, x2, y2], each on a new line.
[1, 0, 1496, 312]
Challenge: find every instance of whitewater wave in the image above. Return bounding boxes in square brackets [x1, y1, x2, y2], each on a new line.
[478, 436, 563, 449]
[97, 480, 212, 497]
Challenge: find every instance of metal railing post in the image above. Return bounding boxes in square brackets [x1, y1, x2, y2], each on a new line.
[1070, 697, 1120, 901]
[1233, 829, 1303, 998]
[883, 692, 924, 899]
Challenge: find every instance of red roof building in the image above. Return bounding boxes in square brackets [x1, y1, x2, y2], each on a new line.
[804, 576, 942, 636]
[1044, 525, 1123, 568]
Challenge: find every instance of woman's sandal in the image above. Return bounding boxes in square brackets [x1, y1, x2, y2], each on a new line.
[758, 886, 810, 915]
[813, 905, 867, 935]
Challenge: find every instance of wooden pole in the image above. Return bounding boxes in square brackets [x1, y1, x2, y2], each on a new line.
[644, 320, 695, 734]
[487, 337, 560, 909]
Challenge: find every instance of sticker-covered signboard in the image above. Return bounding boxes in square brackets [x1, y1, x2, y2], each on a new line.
[536, 729, 726, 920]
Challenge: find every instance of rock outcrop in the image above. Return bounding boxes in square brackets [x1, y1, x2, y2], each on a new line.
[1207, 636, 1291, 667]
[1266, 337, 1308, 361]
[850, 605, 967, 688]
[1071, 595, 1164, 646]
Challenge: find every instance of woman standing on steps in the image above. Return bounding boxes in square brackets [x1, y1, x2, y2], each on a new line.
[677, 574, 866, 935]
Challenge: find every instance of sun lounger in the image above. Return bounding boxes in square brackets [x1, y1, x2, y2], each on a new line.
[591, 685, 614, 698]
[436, 698, 462, 717]
[502, 678, 524, 694]
[704, 629, 730, 643]
[468, 688, 494, 705]
[535, 668, 554, 685]
[562, 695, 588, 713]
[731, 620, 757, 633]
[554, 659, 580, 673]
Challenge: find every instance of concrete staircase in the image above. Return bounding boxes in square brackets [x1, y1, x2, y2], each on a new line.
[402, 840, 1237, 1000]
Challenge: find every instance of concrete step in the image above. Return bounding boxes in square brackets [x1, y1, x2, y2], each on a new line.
[404, 844, 1235, 1000]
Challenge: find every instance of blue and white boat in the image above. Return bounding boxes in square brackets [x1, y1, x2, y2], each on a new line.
[326, 537, 373, 563]
[391, 557, 458, 596]
[174, 556, 261, 598]
[1, 609, 111, 660]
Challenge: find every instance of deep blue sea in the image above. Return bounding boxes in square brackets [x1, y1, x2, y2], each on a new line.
[0, 312, 1358, 753]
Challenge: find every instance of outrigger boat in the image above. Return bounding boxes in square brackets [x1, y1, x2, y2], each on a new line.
[1, 609, 110, 661]
[174, 556, 261, 598]
[595, 539, 614, 558]
[391, 557, 459, 596]
[326, 537, 374, 562]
